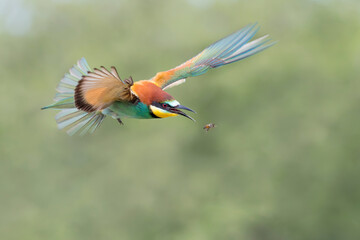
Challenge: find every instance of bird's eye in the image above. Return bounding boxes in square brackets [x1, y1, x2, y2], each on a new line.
[162, 103, 168, 108]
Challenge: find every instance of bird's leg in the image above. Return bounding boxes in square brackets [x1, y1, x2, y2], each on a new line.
[117, 118, 124, 125]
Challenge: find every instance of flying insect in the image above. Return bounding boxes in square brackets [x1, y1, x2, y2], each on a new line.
[203, 123, 216, 132]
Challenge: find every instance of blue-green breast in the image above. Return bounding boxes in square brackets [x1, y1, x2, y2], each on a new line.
[107, 101, 153, 119]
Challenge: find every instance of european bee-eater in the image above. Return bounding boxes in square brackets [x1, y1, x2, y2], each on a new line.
[42, 23, 275, 135]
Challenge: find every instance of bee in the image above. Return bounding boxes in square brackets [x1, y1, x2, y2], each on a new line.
[203, 123, 216, 132]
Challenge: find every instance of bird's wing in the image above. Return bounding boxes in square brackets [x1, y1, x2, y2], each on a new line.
[75, 66, 136, 112]
[150, 23, 275, 89]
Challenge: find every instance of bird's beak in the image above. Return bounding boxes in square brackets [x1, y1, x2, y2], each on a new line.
[177, 105, 197, 114]
[170, 105, 196, 121]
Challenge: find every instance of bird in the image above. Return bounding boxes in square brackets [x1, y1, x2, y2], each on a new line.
[42, 23, 275, 135]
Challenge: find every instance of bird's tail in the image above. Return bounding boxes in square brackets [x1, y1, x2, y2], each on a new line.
[42, 58, 105, 136]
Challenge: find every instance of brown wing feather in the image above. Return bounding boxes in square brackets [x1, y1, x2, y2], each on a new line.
[75, 66, 136, 112]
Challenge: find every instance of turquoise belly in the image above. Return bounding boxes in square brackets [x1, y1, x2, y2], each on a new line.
[105, 101, 153, 119]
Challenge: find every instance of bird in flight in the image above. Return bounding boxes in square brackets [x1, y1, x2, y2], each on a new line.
[42, 23, 275, 135]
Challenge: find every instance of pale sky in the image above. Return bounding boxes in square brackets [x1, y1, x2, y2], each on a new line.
[0, 0, 33, 36]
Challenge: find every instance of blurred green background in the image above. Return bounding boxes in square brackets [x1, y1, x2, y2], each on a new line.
[1, 0, 360, 239]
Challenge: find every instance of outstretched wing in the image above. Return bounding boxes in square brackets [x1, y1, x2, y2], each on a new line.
[75, 66, 136, 112]
[150, 23, 275, 89]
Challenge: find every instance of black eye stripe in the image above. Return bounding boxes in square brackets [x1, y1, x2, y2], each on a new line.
[151, 101, 172, 109]
[151, 101, 176, 110]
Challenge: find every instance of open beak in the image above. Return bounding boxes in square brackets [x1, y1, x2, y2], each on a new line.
[170, 105, 196, 121]
[177, 105, 197, 114]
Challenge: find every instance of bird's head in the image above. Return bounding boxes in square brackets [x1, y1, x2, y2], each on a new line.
[149, 99, 195, 121]
[131, 81, 195, 121]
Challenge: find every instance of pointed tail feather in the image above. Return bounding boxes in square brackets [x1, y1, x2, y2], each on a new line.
[41, 97, 75, 110]
[42, 58, 106, 135]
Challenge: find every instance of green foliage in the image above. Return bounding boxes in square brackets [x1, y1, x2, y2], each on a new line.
[1, 0, 360, 239]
